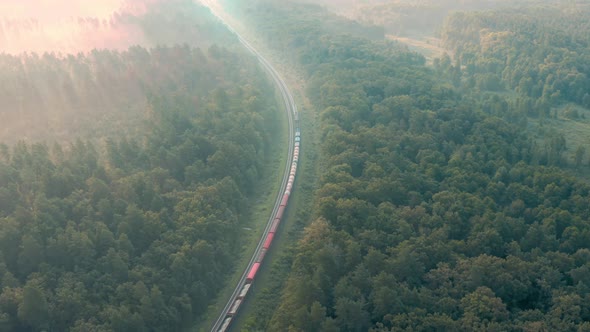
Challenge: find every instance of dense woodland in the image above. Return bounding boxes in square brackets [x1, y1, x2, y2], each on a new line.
[0, 1, 281, 331]
[0, 0, 235, 145]
[436, 3, 590, 168]
[441, 4, 590, 109]
[228, 1, 590, 331]
[297, 0, 559, 37]
[3, 0, 590, 331]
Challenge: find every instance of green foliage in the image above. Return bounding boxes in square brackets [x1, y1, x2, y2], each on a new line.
[441, 4, 590, 108]
[307, 0, 557, 37]
[18, 282, 49, 331]
[0, 0, 238, 145]
[435, 4, 590, 171]
[229, 1, 590, 330]
[0, 9, 279, 332]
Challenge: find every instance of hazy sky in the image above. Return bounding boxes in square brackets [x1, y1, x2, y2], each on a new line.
[0, 0, 148, 54]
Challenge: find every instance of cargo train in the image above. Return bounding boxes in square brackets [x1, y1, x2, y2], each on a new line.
[217, 128, 300, 332]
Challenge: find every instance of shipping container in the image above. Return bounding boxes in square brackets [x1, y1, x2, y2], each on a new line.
[276, 206, 285, 221]
[270, 218, 280, 233]
[257, 248, 267, 263]
[228, 299, 242, 316]
[238, 283, 251, 299]
[218, 317, 232, 332]
[247, 262, 260, 282]
[263, 232, 275, 249]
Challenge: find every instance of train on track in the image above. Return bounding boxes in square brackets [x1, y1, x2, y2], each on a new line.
[217, 127, 300, 332]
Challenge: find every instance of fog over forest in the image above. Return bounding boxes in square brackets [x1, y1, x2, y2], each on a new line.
[0, 1, 150, 54]
[2, 0, 590, 331]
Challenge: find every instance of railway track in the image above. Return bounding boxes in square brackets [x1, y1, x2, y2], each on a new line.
[200, 2, 299, 331]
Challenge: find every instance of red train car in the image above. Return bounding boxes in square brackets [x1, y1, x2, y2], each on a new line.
[263, 232, 275, 249]
[247, 262, 260, 282]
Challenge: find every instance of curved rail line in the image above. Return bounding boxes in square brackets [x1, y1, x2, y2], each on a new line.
[201, 2, 299, 332]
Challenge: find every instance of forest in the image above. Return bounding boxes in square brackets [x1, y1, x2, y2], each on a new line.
[0, 0, 236, 145]
[0, 1, 281, 331]
[225, 1, 590, 331]
[296, 0, 558, 37]
[3, 0, 590, 331]
[441, 4, 590, 108]
[436, 2, 590, 168]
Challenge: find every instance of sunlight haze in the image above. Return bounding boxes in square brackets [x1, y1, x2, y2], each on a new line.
[0, 0, 149, 54]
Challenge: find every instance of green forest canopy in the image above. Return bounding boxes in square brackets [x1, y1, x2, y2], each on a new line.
[0, 1, 282, 331]
[226, 1, 590, 331]
[0, 0, 237, 145]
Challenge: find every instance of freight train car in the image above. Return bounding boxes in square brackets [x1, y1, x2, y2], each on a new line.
[219, 317, 232, 332]
[228, 299, 242, 317]
[247, 262, 261, 282]
[238, 284, 251, 299]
